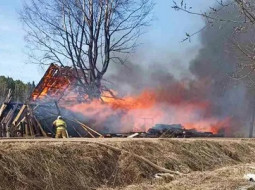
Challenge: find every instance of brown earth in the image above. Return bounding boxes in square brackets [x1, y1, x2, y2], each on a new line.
[0, 138, 255, 189]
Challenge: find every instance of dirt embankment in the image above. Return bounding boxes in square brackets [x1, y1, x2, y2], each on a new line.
[0, 138, 255, 189]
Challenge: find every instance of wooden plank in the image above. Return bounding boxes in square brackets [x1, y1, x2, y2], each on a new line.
[26, 105, 40, 136]
[20, 122, 25, 137]
[66, 118, 95, 138]
[2, 123, 6, 137]
[1, 110, 11, 124]
[5, 104, 18, 136]
[0, 104, 7, 119]
[0, 89, 13, 119]
[69, 124, 82, 137]
[75, 120, 103, 137]
[12, 105, 27, 126]
[0, 123, 2, 137]
[29, 118, 35, 137]
[16, 117, 26, 129]
[24, 122, 29, 138]
[25, 115, 31, 136]
[34, 116, 47, 137]
[6, 126, 10, 138]
[4, 89, 12, 103]
[79, 124, 95, 138]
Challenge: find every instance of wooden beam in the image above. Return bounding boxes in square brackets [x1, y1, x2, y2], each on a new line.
[0, 104, 7, 119]
[12, 105, 27, 126]
[24, 122, 29, 138]
[2, 123, 6, 137]
[27, 105, 41, 136]
[28, 117, 35, 137]
[16, 117, 26, 129]
[65, 118, 95, 138]
[75, 120, 103, 137]
[34, 116, 47, 137]
[25, 114, 32, 137]
[79, 124, 95, 138]
[0, 89, 12, 119]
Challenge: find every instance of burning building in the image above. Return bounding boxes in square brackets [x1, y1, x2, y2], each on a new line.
[0, 64, 103, 138]
[0, 63, 232, 138]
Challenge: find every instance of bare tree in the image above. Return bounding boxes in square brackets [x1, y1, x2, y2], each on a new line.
[171, 0, 255, 81]
[21, 0, 153, 98]
[171, 0, 255, 42]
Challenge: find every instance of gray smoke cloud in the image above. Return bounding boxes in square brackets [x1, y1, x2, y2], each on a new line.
[105, 3, 254, 136]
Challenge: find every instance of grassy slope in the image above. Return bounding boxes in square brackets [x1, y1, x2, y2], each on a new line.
[0, 138, 255, 189]
[114, 163, 255, 190]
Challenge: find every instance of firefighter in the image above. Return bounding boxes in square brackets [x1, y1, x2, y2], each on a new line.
[53, 116, 68, 138]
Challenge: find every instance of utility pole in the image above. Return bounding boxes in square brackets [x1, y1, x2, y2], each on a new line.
[249, 103, 255, 138]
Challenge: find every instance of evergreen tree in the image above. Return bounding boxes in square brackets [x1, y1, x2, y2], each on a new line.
[0, 76, 35, 103]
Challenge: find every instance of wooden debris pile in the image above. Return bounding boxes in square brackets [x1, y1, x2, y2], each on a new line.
[146, 124, 224, 138]
[0, 90, 47, 138]
[0, 90, 104, 138]
[0, 63, 103, 138]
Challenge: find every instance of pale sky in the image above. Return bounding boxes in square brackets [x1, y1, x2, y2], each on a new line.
[0, 0, 214, 83]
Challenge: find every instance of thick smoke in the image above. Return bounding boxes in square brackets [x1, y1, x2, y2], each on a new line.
[56, 2, 255, 136]
[104, 3, 254, 136]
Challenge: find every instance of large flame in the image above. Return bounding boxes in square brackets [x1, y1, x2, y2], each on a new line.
[31, 64, 231, 134]
[31, 64, 75, 101]
[63, 89, 230, 133]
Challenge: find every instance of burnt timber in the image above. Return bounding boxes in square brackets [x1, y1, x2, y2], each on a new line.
[0, 64, 103, 138]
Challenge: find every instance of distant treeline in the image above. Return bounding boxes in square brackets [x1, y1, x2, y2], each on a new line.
[0, 76, 35, 103]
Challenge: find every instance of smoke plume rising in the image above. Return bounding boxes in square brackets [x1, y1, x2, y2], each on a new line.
[63, 3, 254, 136]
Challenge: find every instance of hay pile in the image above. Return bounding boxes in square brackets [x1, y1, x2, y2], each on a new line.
[0, 138, 255, 189]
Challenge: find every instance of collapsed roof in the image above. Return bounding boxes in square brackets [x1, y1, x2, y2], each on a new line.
[30, 63, 78, 102]
[0, 64, 103, 138]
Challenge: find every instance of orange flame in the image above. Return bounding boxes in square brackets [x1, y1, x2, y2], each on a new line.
[63, 89, 230, 134]
[32, 64, 230, 134]
[31, 64, 75, 101]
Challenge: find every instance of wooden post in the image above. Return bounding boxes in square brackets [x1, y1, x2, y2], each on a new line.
[27, 105, 42, 137]
[2, 123, 6, 137]
[25, 122, 29, 137]
[28, 117, 35, 137]
[25, 115, 31, 137]
[20, 122, 25, 137]
[34, 116, 47, 137]
[0, 89, 12, 118]
[6, 126, 10, 138]
[12, 105, 27, 126]
[0, 124, 2, 137]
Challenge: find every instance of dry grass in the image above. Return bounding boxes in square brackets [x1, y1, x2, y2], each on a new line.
[0, 138, 254, 189]
[115, 164, 255, 190]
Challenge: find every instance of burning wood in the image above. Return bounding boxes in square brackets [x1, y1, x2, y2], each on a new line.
[105, 124, 223, 138]
[30, 63, 78, 102]
[0, 63, 229, 138]
[0, 82, 103, 138]
[146, 124, 224, 138]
